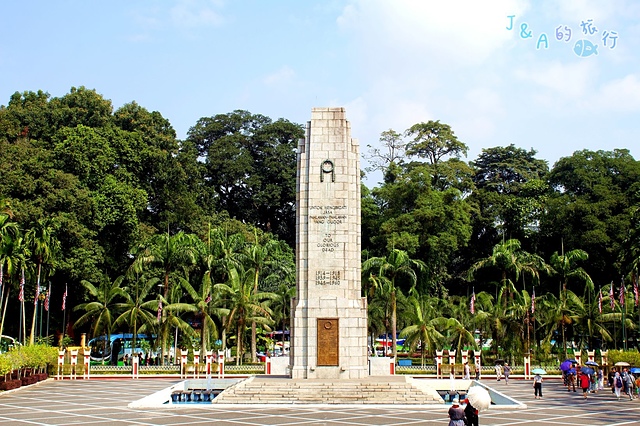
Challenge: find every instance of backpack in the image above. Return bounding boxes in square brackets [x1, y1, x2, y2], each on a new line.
[616, 377, 623, 388]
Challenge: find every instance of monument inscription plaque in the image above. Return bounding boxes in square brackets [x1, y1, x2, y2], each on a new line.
[290, 107, 368, 379]
[317, 318, 339, 366]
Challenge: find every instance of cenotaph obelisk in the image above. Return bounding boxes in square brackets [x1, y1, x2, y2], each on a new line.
[290, 107, 368, 379]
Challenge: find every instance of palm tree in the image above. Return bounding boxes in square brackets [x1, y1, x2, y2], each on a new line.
[215, 265, 276, 365]
[74, 276, 127, 358]
[168, 273, 229, 355]
[131, 231, 200, 360]
[400, 293, 444, 366]
[548, 248, 593, 356]
[362, 249, 426, 358]
[113, 275, 162, 359]
[132, 231, 200, 300]
[25, 219, 60, 344]
[0, 233, 29, 338]
[270, 281, 295, 352]
[239, 233, 282, 362]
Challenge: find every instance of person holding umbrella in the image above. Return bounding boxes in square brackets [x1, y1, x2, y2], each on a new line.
[532, 369, 545, 399]
[464, 398, 478, 426]
[578, 368, 590, 399]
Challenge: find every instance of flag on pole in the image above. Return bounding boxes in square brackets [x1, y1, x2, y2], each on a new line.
[531, 287, 536, 314]
[157, 298, 163, 322]
[619, 280, 625, 307]
[44, 282, 51, 312]
[34, 283, 40, 306]
[0, 264, 3, 292]
[609, 283, 615, 310]
[470, 289, 476, 314]
[18, 269, 25, 302]
[62, 284, 67, 311]
[598, 288, 603, 314]
[633, 271, 639, 307]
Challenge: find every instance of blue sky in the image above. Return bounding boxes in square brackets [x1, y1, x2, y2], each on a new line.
[1, 0, 639, 187]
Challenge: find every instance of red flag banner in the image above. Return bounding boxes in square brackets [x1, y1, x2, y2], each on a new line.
[598, 288, 602, 314]
[634, 271, 639, 307]
[470, 290, 476, 314]
[619, 281, 625, 307]
[609, 283, 615, 310]
[34, 284, 40, 306]
[531, 288, 536, 314]
[18, 269, 25, 302]
[157, 299, 163, 322]
[44, 283, 51, 312]
[62, 284, 67, 311]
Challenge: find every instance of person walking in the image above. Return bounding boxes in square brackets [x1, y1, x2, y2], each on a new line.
[578, 370, 590, 399]
[623, 369, 634, 400]
[447, 397, 466, 426]
[495, 364, 502, 381]
[503, 363, 511, 384]
[613, 371, 623, 400]
[533, 372, 543, 399]
[463, 362, 471, 380]
[475, 361, 481, 380]
[597, 368, 604, 391]
[464, 398, 479, 426]
[567, 371, 576, 392]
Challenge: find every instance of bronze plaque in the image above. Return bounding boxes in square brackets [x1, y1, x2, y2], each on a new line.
[317, 318, 339, 366]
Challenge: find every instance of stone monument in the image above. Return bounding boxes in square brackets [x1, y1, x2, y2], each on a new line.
[290, 107, 368, 379]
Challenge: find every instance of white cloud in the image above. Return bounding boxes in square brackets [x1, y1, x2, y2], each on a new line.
[263, 66, 296, 86]
[338, 0, 531, 65]
[591, 74, 640, 111]
[514, 60, 596, 98]
[170, 0, 224, 28]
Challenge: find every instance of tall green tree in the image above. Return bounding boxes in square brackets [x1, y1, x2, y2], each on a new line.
[363, 249, 426, 358]
[73, 276, 127, 348]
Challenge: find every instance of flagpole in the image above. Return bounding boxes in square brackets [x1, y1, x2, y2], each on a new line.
[621, 277, 626, 351]
[46, 281, 51, 340]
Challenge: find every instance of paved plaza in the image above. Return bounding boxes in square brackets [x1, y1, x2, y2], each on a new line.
[0, 376, 638, 425]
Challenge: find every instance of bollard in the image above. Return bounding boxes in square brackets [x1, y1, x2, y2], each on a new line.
[193, 350, 200, 379]
[217, 350, 225, 379]
[83, 348, 91, 380]
[180, 350, 189, 379]
[70, 349, 78, 380]
[57, 349, 65, 380]
[132, 354, 139, 379]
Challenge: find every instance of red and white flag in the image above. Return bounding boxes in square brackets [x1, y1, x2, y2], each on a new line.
[609, 283, 615, 310]
[633, 271, 639, 307]
[0, 264, 3, 291]
[62, 284, 67, 311]
[598, 288, 602, 314]
[44, 282, 51, 312]
[34, 283, 40, 306]
[619, 280, 625, 307]
[531, 288, 536, 314]
[470, 289, 476, 314]
[18, 269, 25, 302]
[157, 299, 163, 322]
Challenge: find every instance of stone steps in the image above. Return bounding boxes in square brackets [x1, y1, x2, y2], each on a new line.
[212, 377, 442, 404]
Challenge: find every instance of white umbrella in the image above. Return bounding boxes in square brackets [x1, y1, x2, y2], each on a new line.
[466, 386, 492, 411]
[615, 361, 630, 367]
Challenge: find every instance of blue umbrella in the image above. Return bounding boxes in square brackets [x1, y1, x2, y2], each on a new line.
[565, 359, 578, 363]
[532, 368, 547, 374]
[585, 361, 598, 366]
[630, 367, 640, 374]
[560, 360, 573, 371]
[567, 368, 576, 375]
[580, 367, 595, 375]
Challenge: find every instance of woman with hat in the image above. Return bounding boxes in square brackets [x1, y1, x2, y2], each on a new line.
[447, 397, 466, 426]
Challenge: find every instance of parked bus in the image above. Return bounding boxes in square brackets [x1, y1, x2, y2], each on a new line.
[88, 333, 157, 364]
